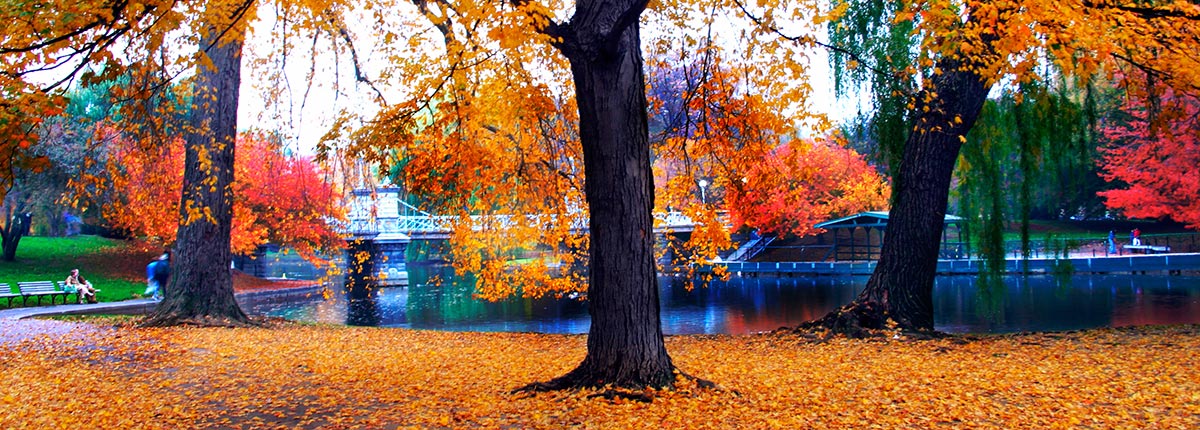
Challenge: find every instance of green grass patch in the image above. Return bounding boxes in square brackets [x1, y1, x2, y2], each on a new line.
[0, 236, 158, 308]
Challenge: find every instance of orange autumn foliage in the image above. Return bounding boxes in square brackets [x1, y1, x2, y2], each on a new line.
[0, 100, 60, 202]
[314, 0, 825, 299]
[726, 136, 890, 238]
[647, 55, 822, 272]
[79, 126, 344, 257]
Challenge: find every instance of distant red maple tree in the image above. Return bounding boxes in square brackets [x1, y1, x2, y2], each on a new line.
[79, 126, 345, 258]
[1098, 88, 1200, 230]
[726, 135, 890, 238]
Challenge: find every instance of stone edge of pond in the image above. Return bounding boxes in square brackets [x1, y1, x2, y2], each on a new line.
[0, 284, 326, 321]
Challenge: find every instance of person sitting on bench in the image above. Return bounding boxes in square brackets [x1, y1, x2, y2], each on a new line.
[64, 269, 98, 304]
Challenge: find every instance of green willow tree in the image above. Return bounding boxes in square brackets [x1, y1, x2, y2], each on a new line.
[955, 81, 1106, 274]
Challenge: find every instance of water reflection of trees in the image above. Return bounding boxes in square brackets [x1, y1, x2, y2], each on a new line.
[403, 265, 588, 327]
[326, 268, 1200, 334]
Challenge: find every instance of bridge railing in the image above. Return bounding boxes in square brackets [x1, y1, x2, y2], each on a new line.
[345, 185, 727, 238]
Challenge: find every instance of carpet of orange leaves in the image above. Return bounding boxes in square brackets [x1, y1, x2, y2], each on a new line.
[1, 322, 1197, 429]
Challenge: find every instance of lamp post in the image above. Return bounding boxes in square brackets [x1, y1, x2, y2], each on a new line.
[698, 179, 709, 204]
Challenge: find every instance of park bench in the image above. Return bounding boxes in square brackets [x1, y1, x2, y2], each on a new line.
[17, 281, 71, 306]
[0, 283, 17, 307]
[57, 281, 87, 304]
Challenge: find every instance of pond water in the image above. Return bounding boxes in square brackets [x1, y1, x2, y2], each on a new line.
[246, 265, 1200, 335]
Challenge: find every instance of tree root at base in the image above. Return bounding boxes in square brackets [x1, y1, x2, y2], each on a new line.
[512, 366, 726, 402]
[783, 301, 949, 340]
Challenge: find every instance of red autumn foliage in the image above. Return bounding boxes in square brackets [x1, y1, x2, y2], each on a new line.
[1098, 89, 1200, 230]
[81, 126, 345, 257]
[725, 135, 890, 238]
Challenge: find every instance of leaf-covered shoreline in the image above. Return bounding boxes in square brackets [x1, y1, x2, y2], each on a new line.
[2, 322, 1196, 429]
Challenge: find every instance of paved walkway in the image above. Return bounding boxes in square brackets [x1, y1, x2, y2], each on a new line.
[0, 284, 324, 322]
[0, 298, 159, 321]
[0, 285, 324, 346]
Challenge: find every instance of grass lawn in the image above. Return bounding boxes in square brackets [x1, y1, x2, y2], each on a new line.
[0, 236, 160, 307]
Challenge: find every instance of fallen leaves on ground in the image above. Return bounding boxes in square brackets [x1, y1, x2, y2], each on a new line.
[1, 322, 1197, 429]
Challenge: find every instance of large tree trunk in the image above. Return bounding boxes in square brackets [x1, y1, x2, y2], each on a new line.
[142, 29, 251, 327]
[1, 197, 29, 262]
[524, 0, 677, 389]
[808, 60, 992, 334]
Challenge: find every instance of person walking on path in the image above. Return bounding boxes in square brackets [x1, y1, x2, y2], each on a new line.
[1133, 228, 1142, 246]
[1108, 230, 1117, 254]
[144, 252, 170, 301]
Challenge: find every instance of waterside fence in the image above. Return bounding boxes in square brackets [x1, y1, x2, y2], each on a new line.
[705, 253, 1200, 277]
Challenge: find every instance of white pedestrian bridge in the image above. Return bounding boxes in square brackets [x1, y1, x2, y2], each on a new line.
[345, 187, 701, 242]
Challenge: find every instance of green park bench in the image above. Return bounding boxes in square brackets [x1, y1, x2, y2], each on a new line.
[17, 281, 72, 306]
[57, 281, 94, 304]
[0, 283, 17, 307]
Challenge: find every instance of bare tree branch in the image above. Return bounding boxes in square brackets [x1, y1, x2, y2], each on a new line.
[326, 15, 387, 103]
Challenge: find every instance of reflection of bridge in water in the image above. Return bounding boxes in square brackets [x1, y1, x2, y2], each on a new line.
[343, 187, 704, 286]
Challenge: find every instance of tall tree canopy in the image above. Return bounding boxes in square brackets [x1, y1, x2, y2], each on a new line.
[728, 135, 890, 238]
[955, 80, 1106, 272]
[75, 127, 344, 257]
[1099, 81, 1200, 230]
[307, 0, 824, 388]
[3, 0, 266, 325]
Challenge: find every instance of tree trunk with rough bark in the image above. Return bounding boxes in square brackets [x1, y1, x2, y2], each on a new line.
[142, 30, 251, 327]
[807, 60, 993, 335]
[1, 200, 29, 262]
[522, 0, 678, 389]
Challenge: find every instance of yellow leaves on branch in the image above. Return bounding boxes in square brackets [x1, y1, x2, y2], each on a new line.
[2, 322, 1198, 428]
